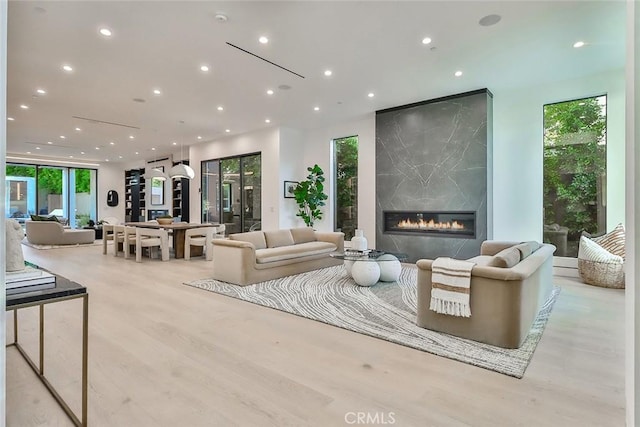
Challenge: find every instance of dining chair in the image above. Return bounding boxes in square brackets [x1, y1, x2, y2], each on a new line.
[184, 227, 215, 261]
[214, 224, 226, 239]
[102, 224, 115, 255]
[113, 225, 137, 258]
[135, 227, 170, 262]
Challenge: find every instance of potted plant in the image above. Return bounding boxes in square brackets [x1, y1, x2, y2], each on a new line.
[293, 164, 328, 227]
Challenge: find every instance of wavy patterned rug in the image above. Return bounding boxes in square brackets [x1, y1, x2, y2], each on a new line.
[185, 266, 560, 378]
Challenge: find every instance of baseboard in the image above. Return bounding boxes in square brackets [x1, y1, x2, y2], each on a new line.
[553, 256, 579, 277]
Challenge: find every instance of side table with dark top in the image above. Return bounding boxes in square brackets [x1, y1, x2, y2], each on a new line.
[6, 273, 88, 426]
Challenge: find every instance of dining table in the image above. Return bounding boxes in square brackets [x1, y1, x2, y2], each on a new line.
[125, 222, 219, 259]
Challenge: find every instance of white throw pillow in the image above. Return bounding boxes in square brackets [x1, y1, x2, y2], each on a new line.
[578, 236, 624, 264]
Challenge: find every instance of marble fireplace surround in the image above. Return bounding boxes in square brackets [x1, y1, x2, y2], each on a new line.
[375, 89, 493, 262]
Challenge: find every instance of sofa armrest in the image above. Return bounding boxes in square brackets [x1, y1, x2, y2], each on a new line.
[211, 239, 257, 285]
[314, 231, 344, 252]
[417, 259, 528, 281]
[480, 241, 521, 256]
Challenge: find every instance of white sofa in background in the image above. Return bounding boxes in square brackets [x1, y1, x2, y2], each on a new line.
[212, 227, 344, 286]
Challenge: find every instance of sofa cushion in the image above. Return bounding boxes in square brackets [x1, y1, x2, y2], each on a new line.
[592, 223, 625, 259]
[489, 247, 521, 268]
[578, 235, 624, 264]
[290, 227, 317, 244]
[229, 231, 267, 250]
[467, 255, 496, 267]
[264, 230, 295, 248]
[514, 241, 541, 261]
[256, 241, 337, 264]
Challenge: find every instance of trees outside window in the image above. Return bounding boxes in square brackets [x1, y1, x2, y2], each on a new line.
[543, 95, 607, 257]
[333, 136, 358, 240]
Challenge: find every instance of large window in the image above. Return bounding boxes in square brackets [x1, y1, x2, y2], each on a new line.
[333, 136, 358, 240]
[543, 95, 607, 257]
[202, 153, 261, 233]
[5, 163, 97, 228]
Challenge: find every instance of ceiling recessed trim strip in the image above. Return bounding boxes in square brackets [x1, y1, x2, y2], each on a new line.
[72, 116, 140, 129]
[226, 42, 305, 79]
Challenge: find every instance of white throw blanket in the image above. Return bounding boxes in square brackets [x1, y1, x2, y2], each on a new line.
[430, 257, 476, 317]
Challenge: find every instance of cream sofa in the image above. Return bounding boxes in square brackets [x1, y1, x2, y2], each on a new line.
[26, 221, 95, 245]
[211, 227, 344, 286]
[416, 241, 555, 349]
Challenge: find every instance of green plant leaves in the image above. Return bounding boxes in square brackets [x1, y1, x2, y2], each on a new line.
[293, 164, 328, 227]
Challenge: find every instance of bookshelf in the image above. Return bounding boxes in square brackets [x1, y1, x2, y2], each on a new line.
[171, 161, 190, 222]
[124, 168, 146, 222]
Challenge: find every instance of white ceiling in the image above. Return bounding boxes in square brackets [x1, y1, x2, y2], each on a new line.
[6, 1, 626, 165]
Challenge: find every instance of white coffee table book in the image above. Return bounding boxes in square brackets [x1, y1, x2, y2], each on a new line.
[6, 266, 56, 295]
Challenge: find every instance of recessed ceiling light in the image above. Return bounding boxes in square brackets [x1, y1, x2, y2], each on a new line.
[225, 129, 231, 133]
[62, 64, 73, 72]
[573, 41, 585, 48]
[367, 92, 375, 98]
[129, 135, 134, 139]
[172, 142, 177, 146]
[454, 70, 463, 77]
[314, 106, 320, 111]
[266, 89, 274, 95]
[153, 89, 161, 95]
[47, 141, 52, 144]
[135, 151, 139, 155]
[95, 147, 100, 150]
[259, 36, 269, 44]
[36, 88, 46, 95]
[35, 147, 41, 150]
[200, 65, 210, 72]
[105, 159, 110, 162]
[60, 135, 66, 139]
[197, 136, 202, 140]
[7, 117, 14, 121]
[20, 104, 29, 109]
[99, 28, 112, 37]
[75, 127, 81, 131]
[422, 37, 432, 45]
[69, 155, 74, 158]
[151, 147, 156, 151]
[324, 70, 332, 77]
[217, 106, 224, 111]
[265, 119, 271, 123]
[109, 141, 115, 145]
[26, 151, 31, 154]
[479, 14, 501, 27]
[119, 155, 123, 159]
[81, 151, 85, 155]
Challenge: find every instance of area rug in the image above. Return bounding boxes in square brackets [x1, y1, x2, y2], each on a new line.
[185, 266, 560, 378]
[21, 238, 104, 250]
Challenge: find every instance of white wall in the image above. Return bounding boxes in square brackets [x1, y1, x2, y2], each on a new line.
[492, 69, 625, 241]
[97, 163, 126, 223]
[278, 127, 305, 229]
[189, 128, 280, 228]
[300, 114, 376, 238]
[1, 0, 7, 419]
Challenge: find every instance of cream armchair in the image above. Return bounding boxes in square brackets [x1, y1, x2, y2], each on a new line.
[184, 226, 215, 261]
[135, 227, 170, 262]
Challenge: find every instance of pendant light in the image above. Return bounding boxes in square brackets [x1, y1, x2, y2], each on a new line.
[144, 148, 168, 181]
[169, 128, 195, 179]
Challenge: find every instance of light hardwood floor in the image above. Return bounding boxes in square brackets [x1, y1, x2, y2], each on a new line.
[6, 243, 625, 426]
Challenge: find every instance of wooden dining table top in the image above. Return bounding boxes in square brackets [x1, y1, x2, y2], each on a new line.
[125, 222, 219, 229]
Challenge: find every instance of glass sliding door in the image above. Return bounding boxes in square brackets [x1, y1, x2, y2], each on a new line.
[70, 168, 97, 228]
[201, 160, 220, 223]
[5, 164, 36, 224]
[201, 153, 261, 233]
[241, 154, 261, 232]
[37, 166, 68, 222]
[543, 95, 607, 257]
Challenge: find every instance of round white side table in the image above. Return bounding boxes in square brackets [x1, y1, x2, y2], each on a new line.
[377, 254, 401, 282]
[350, 261, 381, 287]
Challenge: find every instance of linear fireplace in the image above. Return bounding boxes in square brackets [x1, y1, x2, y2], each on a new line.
[383, 210, 476, 238]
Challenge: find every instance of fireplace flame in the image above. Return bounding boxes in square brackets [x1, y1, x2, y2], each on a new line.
[396, 218, 466, 230]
